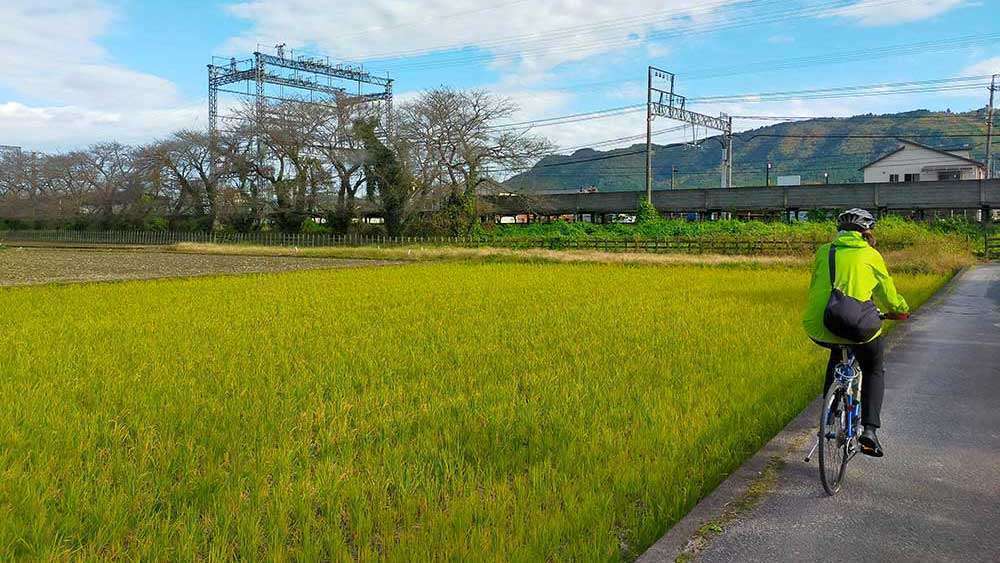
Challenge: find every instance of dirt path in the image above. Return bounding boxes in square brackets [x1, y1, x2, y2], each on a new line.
[0, 247, 398, 286]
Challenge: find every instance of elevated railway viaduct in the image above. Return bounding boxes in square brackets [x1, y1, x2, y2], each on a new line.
[480, 179, 1000, 223]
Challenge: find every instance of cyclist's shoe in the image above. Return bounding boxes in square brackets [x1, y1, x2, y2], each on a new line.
[859, 426, 884, 457]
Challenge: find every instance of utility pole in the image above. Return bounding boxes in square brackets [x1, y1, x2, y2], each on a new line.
[766, 161, 772, 186]
[986, 74, 998, 179]
[723, 116, 733, 189]
[645, 67, 654, 203]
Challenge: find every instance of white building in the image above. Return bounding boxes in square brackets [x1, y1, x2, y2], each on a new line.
[861, 139, 985, 183]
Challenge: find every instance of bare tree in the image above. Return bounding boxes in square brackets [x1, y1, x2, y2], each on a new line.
[0, 87, 553, 234]
[0, 149, 42, 223]
[315, 97, 372, 232]
[141, 129, 258, 229]
[237, 100, 336, 231]
[397, 88, 552, 233]
[74, 142, 143, 226]
[40, 152, 90, 223]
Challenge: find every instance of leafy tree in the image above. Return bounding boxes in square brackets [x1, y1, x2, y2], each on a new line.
[355, 119, 412, 237]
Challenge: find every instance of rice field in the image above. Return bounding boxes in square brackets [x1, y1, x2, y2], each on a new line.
[0, 262, 947, 560]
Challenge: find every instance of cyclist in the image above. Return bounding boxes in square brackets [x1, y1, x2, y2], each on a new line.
[802, 208, 909, 457]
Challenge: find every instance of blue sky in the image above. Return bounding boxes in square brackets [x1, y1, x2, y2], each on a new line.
[2, 0, 1000, 152]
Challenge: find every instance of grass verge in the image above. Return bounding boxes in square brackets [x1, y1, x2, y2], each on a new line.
[674, 456, 786, 563]
[169, 239, 975, 275]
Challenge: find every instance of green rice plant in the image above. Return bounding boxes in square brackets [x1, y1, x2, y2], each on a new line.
[0, 263, 948, 560]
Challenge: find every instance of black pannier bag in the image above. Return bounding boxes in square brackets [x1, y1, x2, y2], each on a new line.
[823, 245, 882, 342]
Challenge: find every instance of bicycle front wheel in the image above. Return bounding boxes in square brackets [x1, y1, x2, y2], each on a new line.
[818, 385, 849, 495]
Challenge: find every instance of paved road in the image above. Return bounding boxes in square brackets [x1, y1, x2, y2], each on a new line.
[695, 264, 1000, 562]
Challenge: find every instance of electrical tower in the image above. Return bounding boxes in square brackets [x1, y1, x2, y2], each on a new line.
[207, 46, 394, 144]
[645, 66, 733, 202]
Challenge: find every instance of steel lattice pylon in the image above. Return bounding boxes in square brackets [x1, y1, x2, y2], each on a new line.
[207, 46, 394, 144]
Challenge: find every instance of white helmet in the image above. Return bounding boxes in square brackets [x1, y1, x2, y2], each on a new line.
[837, 208, 876, 232]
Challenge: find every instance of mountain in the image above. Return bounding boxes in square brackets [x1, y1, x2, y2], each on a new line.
[504, 109, 992, 192]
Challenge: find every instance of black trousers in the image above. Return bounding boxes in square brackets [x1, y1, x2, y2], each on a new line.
[823, 336, 885, 428]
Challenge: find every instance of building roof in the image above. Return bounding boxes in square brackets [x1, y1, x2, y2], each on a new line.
[859, 138, 985, 171]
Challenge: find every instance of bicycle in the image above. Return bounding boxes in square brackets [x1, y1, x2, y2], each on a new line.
[804, 312, 907, 496]
[804, 345, 861, 495]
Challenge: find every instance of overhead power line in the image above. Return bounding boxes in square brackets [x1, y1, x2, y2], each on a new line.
[689, 75, 992, 104]
[508, 32, 1000, 94]
[486, 104, 645, 130]
[332, 0, 534, 42]
[362, 0, 789, 64]
[375, 0, 905, 72]
[483, 74, 993, 134]
[556, 124, 690, 153]
[741, 132, 993, 140]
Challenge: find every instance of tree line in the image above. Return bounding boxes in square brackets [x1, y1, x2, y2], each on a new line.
[0, 88, 550, 236]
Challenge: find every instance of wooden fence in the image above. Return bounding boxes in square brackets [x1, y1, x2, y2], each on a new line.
[0, 229, 907, 256]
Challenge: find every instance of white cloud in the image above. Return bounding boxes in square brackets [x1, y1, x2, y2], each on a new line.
[0, 1, 196, 150]
[220, 0, 741, 75]
[646, 43, 671, 58]
[961, 56, 1000, 77]
[501, 89, 574, 121]
[825, 0, 966, 26]
[0, 102, 204, 151]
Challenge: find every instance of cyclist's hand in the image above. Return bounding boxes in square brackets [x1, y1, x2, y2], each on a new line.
[885, 312, 910, 320]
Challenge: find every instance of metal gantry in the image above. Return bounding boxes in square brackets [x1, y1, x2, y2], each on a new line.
[207, 46, 394, 142]
[645, 66, 733, 201]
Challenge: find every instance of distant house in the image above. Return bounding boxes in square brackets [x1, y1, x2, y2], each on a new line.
[861, 139, 985, 183]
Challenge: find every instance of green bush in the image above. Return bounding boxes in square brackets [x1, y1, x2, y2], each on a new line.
[402, 218, 448, 238]
[145, 217, 169, 232]
[488, 215, 981, 250]
[300, 218, 329, 235]
[635, 199, 660, 224]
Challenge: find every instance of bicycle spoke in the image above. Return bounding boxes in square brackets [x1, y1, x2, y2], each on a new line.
[819, 386, 849, 495]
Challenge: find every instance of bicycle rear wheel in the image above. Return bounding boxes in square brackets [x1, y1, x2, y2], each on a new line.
[818, 385, 849, 495]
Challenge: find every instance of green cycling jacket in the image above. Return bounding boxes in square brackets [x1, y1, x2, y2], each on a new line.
[802, 230, 909, 344]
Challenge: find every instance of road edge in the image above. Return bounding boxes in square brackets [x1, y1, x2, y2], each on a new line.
[637, 266, 970, 562]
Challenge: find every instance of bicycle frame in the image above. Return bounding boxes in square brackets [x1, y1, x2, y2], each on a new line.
[835, 347, 863, 442]
[805, 346, 863, 463]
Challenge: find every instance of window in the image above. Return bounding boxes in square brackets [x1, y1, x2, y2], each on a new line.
[889, 174, 899, 183]
[904, 173, 920, 182]
[937, 171, 961, 181]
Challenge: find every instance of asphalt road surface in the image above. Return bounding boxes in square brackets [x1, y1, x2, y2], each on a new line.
[696, 264, 1000, 562]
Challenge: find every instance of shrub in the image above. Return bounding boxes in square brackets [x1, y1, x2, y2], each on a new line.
[300, 218, 329, 235]
[350, 222, 387, 238]
[635, 199, 660, 224]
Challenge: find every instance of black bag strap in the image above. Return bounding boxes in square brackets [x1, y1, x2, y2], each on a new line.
[828, 245, 836, 288]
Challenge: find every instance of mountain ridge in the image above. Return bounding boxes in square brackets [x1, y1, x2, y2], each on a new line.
[504, 108, 992, 192]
